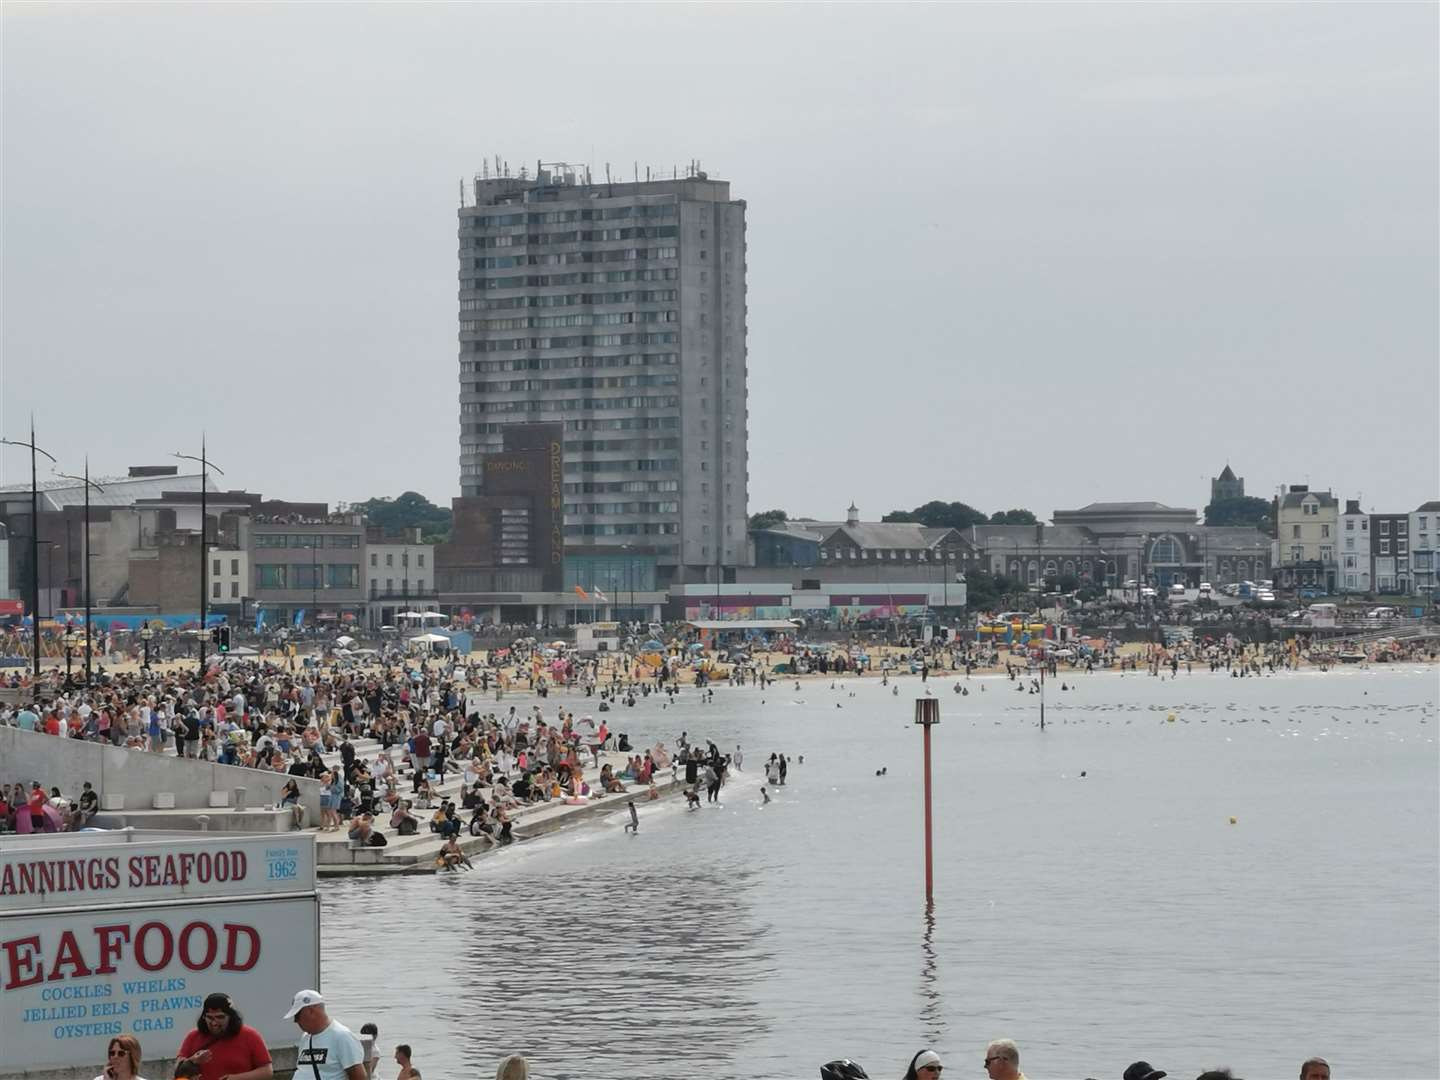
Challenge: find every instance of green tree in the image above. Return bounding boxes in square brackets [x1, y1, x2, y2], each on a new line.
[883, 500, 987, 529]
[1205, 495, 1272, 530]
[353, 492, 453, 543]
[748, 509, 789, 531]
[965, 568, 1030, 608]
[989, 508, 1038, 525]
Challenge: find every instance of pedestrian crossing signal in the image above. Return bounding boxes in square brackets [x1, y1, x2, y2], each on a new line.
[217, 626, 231, 653]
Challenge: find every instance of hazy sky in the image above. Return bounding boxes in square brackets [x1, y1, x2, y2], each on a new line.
[4, 3, 1436, 521]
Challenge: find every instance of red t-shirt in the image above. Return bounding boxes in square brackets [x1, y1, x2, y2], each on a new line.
[179, 1024, 272, 1080]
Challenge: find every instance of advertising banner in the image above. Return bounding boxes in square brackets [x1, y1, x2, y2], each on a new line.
[0, 834, 315, 912]
[0, 894, 319, 1071]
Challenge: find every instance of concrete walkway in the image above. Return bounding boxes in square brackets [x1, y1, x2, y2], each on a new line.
[309, 735, 686, 875]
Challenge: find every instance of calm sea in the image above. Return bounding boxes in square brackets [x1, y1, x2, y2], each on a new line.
[317, 665, 1439, 1080]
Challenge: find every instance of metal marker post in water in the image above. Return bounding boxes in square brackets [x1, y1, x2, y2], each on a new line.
[914, 697, 940, 904]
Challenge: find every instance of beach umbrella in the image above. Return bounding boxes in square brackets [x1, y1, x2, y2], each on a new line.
[643, 639, 663, 650]
[335, 635, 357, 647]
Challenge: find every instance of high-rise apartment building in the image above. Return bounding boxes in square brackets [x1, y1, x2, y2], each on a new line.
[457, 162, 747, 585]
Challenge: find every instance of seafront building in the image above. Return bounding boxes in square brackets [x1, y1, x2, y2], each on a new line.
[455, 161, 748, 588]
[1272, 485, 1339, 592]
[1337, 500, 1372, 594]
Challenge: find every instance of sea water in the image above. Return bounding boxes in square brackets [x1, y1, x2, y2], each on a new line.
[318, 665, 1439, 1080]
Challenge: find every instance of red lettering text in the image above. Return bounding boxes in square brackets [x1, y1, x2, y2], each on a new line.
[94, 924, 131, 975]
[220, 924, 259, 972]
[2, 935, 43, 989]
[47, 930, 94, 981]
[178, 922, 217, 970]
[133, 922, 172, 971]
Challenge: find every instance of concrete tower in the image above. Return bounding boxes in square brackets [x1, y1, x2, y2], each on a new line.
[457, 162, 748, 585]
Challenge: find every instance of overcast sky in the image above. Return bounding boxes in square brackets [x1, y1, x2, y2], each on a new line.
[4, 3, 1436, 521]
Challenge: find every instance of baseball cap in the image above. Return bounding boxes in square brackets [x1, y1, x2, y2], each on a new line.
[283, 989, 325, 1019]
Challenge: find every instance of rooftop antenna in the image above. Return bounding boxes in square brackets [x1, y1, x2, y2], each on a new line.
[646, 166, 651, 181]
[459, 178, 465, 208]
[633, 161, 638, 182]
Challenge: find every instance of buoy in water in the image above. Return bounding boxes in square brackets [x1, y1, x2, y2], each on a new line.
[1229, 816, 1238, 825]
[1167, 712, 1176, 722]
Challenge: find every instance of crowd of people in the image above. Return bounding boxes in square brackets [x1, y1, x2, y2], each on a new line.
[820, 1042, 1333, 1080]
[88, 987, 537, 1080]
[0, 639, 766, 848]
[87, 989, 1334, 1080]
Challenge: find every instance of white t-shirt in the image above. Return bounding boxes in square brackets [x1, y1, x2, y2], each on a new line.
[296, 1021, 363, 1080]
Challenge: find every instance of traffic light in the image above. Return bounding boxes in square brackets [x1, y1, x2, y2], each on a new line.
[218, 626, 231, 653]
[210, 627, 221, 646]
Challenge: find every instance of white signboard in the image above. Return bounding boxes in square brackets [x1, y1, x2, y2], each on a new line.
[1, 895, 319, 1071]
[0, 834, 315, 912]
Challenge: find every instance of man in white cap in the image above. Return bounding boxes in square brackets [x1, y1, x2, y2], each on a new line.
[284, 990, 367, 1080]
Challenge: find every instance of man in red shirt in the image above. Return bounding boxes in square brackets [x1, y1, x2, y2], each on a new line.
[177, 993, 273, 1080]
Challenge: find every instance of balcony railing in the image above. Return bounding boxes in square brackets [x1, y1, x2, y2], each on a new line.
[369, 585, 438, 600]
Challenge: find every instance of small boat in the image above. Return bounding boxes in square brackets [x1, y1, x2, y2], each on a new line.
[1338, 652, 1366, 664]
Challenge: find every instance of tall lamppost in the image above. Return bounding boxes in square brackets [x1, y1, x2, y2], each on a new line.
[53, 463, 105, 686]
[173, 441, 224, 674]
[63, 628, 78, 686]
[140, 625, 154, 670]
[1, 422, 56, 695]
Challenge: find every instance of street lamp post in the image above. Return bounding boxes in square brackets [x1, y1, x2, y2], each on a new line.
[174, 441, 225, 675]
[1, 422, 57, 695]
[63, 629, 77, 685]
[140, 625, 154, 670]
[53, 462, 105, 686]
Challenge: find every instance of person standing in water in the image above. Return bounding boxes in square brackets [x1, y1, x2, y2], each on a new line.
[624, 800, 639, 834]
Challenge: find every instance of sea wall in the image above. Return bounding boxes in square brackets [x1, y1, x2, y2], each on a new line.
[0, 726, 322, 825]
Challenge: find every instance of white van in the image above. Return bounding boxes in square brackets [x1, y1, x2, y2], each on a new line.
[1169, 583, 1187, 598]
[1198, 582, 1213, 598]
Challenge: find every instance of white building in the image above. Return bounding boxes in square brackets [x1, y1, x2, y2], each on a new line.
[364, 529, 437, 628]
[1337, 500, 1371, 594]
[208, 549, 251, 612]
[1410, 501, 1438, 597]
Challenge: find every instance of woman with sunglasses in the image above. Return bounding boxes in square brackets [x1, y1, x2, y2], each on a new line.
[176, 993, 274, 1080]
[96, 1035, 147, 1080]
[903, 1050, 944, 1080]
